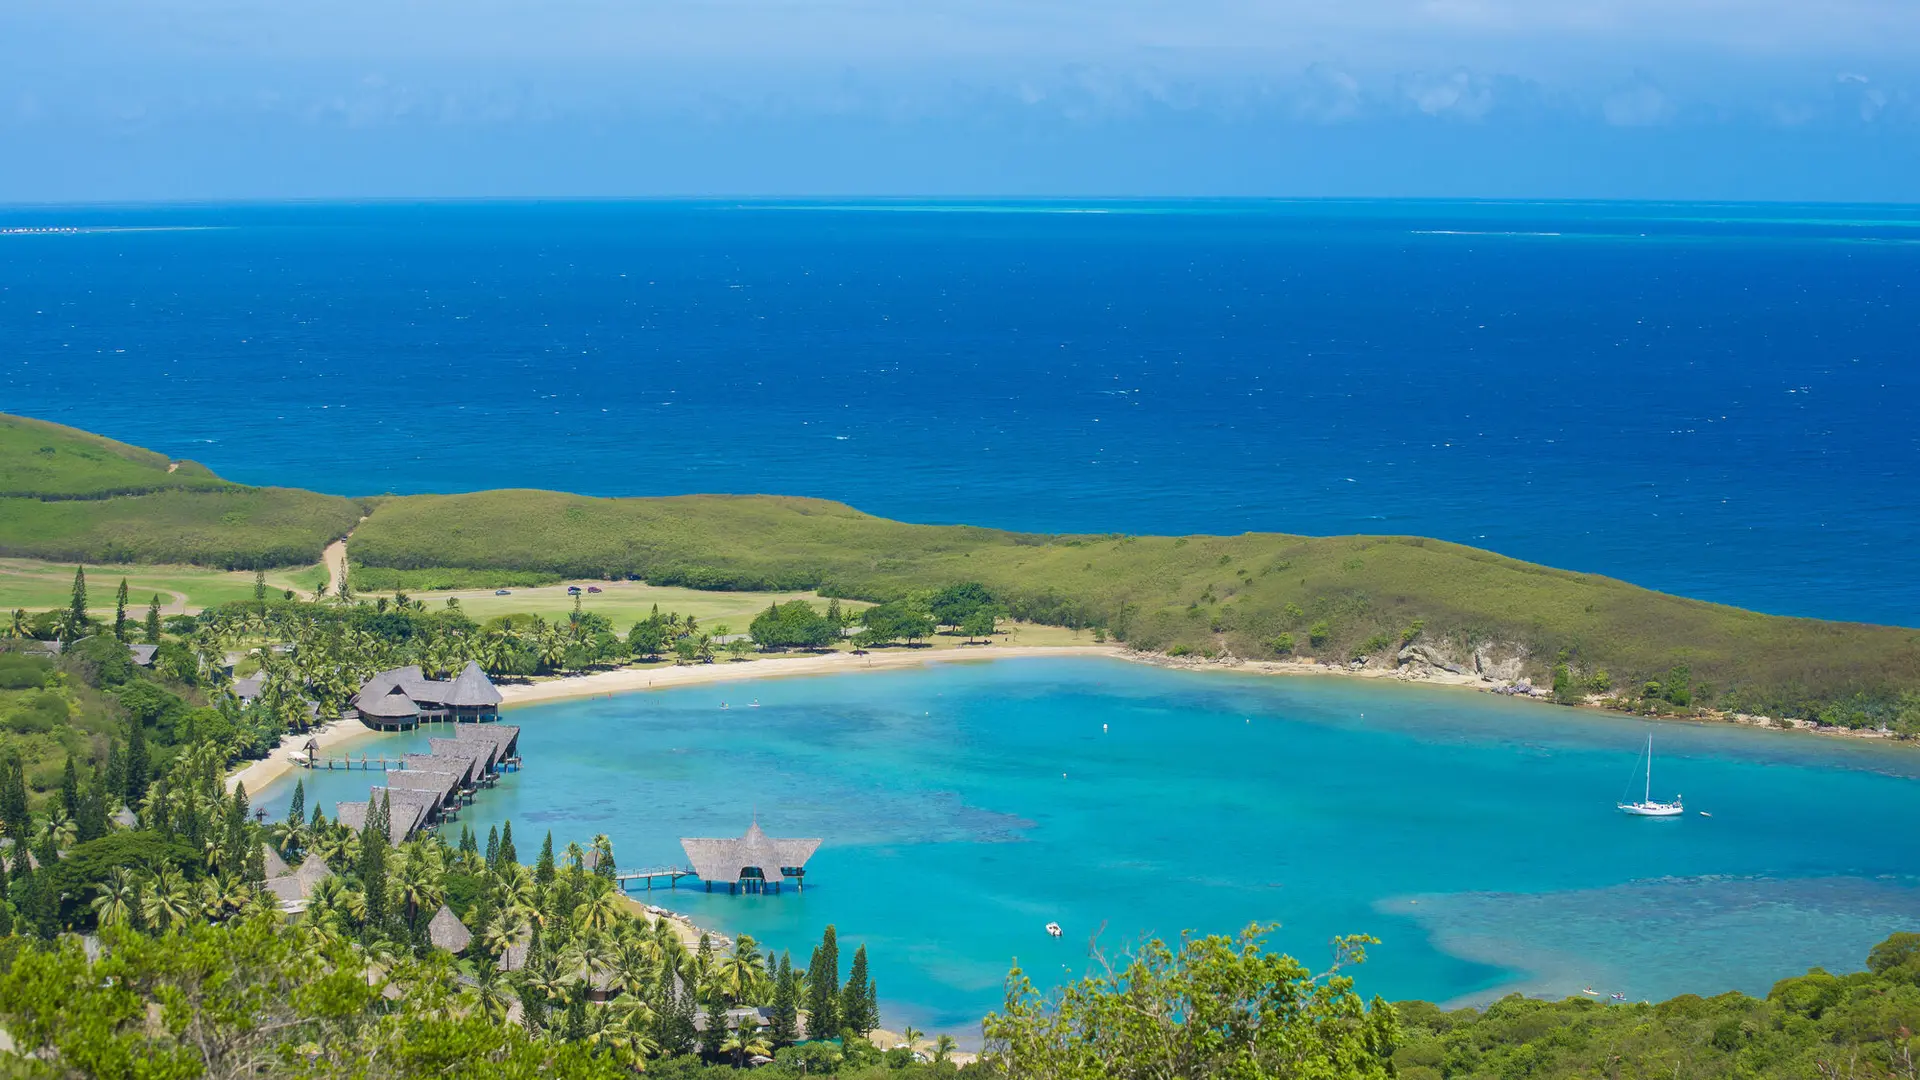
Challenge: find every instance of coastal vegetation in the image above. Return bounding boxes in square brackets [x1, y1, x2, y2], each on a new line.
[350, 491, 1920, 727]
[0, 415, 361, 569]
[4, 411, 1919, 729]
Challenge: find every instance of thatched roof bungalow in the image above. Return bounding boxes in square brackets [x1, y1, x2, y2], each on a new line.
[263, 853, 333, 913]
[335, 791, 430, 844]
[351, 662, 502, 729]
[428, 904, 472, 953]
[681, 821, 820, 893]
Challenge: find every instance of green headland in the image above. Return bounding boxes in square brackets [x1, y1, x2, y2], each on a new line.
[4, 412, 1917, 730]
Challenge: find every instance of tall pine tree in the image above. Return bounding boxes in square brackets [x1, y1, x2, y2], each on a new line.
[499, 820, 517, 864]
[144, 595, 161, 644]
[805, 925, 841, 1038]
[485, 825, 501, 869]
[113, 578, 130, 641]
[535, 831, 556, 883]
[0, 756, 30, 844]
[841, 944, 876, 1035]
[287, 780, 305, 826]
[58, 757, 79, 819]
[359, 793, 390, 925]
[769, 952, 799, 1045]
[66, 566, 87, 641]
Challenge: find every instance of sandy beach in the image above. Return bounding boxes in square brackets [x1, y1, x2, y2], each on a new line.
[226, 714, 389, 795]
[498, 644, 1128, 709]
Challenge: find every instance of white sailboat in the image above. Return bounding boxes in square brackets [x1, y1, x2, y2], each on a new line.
[1618, 734, 1683, 817]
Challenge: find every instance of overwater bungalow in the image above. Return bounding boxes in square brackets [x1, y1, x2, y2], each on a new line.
[352, 662, 503, 729]
[680, 821, 821, 894]
[334, 790, 431, 844]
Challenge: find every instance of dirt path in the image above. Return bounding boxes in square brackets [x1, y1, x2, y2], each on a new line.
[322, 536, 350, 597]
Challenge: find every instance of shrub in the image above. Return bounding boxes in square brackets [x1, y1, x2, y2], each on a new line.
[4, 692, 67, 734]
[0, 655, 52, 690]
[1267, 633, 1295, 656]
[1308, 621, 1332, 647]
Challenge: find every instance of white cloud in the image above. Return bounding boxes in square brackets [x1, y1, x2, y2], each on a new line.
[1603, 82, 1672, 126]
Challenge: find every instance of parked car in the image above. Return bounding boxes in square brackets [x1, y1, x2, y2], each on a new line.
[494, 589, 511, 596]
[566, 586, 582, 594]
[587, 586, 603, 593]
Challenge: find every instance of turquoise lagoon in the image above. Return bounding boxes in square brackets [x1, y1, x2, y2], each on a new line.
[256, 657, 1920, 1030]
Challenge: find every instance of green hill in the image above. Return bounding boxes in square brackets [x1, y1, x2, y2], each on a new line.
[350, 490, 1920, 723]
[4, 412, 1917, 723]
[0, 414, 362, 569]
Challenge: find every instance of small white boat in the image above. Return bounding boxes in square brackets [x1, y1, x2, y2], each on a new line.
[1618, 734, 1683, 817]
[1044, 921, 1063, 938]
[1580, 987, 1599, 997]
[1699, 811, 1712, 818]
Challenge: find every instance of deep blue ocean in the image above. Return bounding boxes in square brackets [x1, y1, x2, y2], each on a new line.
[2, 199, 1916, 624]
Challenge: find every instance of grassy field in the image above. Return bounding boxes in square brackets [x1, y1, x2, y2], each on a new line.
[349, 491, 1920, 715]
[0, 558, 325, 615]
[0, 413, 363, 569]
[378, 579, 870, 631]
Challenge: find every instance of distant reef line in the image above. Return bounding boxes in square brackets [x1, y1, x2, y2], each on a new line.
[2, 410, 1917, 730]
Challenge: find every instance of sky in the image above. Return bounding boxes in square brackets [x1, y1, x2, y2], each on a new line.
[5, 0, 1919, 202]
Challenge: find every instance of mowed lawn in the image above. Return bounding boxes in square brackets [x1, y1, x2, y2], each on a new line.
[392, 579, 873, 631]
[0, 558, 327, 615]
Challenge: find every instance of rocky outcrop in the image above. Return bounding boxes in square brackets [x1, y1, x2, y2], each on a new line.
[1397, 643, 1469, 675]
[1471, 643, 1529, 682]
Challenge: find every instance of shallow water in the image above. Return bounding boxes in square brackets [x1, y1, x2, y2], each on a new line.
[257, 657, 1920, 1030]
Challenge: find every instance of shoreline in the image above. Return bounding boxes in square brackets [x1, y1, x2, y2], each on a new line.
[231, 640, 1909, 798]
[496, 643, 1903, 749]
[498, 644, 1126, 708]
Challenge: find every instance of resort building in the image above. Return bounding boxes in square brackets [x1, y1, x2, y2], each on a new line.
[428, 905, 472, 953]
[328, 725, 522, 842]
[351, 662, 503, 729]
[262, 853, 334, 914]
[680, 821, 821, 894]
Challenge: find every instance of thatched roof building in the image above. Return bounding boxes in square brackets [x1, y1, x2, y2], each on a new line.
[263, 853, 333, 913]
[453, 724, 521, 772]
[334, 790, 431, 844]
[428, 904, 472, 953]
[351, 663, 502, 728]
[681, 821, 820, 892]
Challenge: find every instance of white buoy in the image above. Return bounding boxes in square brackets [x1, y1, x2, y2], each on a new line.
[1102, 723, 1108, 733]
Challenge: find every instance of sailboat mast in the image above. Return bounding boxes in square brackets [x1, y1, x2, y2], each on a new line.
[1644, 735, 1652, 804]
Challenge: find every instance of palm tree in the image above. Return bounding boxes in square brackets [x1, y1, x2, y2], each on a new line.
[469, 961, 515, 1021]
[200, 873, 252, 922]
[713, 934, 770, 1007]
[392, 854, 443, 925]
[721, 1016, 772, 1066]
[901, 1024, 924, 1051]
[7, 609, 25, 638]
[91, 869, 139, 928]
[933, 1034, 957, 1063]
[602, 995, 661, 1070]
[572, 888, 625, 935]
[522, 951, 571, 1007]
[139, 867, 197, 931]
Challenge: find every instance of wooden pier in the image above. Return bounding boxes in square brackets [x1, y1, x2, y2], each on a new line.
[616, 867, 699, 891]
[297, 753, 402, 772]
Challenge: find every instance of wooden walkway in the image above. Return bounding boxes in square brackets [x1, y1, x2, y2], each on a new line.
[616, 867, 699, 890]
[297, 753, 402, 772]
